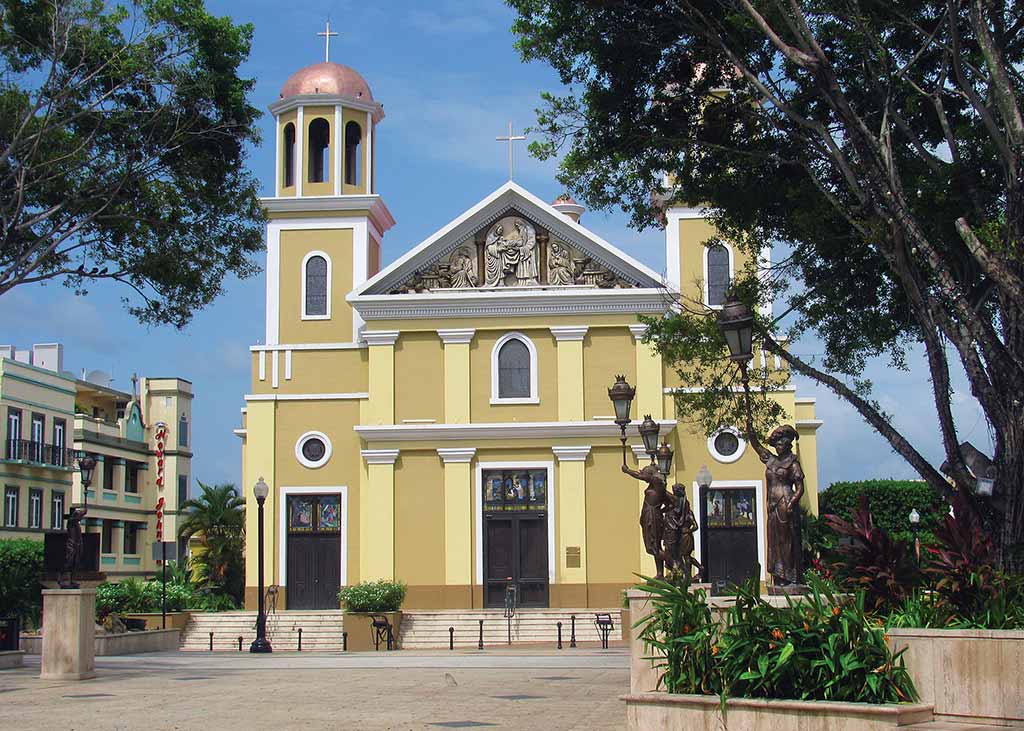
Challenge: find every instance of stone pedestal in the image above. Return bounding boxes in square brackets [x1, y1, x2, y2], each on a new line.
[40, 588, 96, 680]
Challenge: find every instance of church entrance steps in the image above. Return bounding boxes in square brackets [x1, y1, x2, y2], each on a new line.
[180, 610, 345, 652]
[398, 608, 623, 649]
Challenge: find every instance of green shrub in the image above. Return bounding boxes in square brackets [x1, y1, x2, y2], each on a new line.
[0, 539, 44, 623]
[636, 578, 718, 694]
[820, 480, 945, 544]
[337, 580, 407, 613]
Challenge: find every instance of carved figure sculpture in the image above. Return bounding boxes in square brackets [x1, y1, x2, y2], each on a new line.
[621, 462, 674, 579]
[448, 247, 478, 288]
[61, 504, 88, 588]
[483, 218, 539, 286]
[663, 483, 701, 581]
[747, 423, 805, 585]
[513, 220, 538, 285]
[548, 241, 575, 285]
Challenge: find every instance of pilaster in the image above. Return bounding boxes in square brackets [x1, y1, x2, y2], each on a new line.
[360, 448, 399, 580]
[550, 326, 587, 422]
[552, 446, 590, 587]
[438, 329, 475, 424]
[437, 447, 476, 598]
[243, 399, 276, 609]
[364, 330, 399, 425]
[629, 324, 663, 420]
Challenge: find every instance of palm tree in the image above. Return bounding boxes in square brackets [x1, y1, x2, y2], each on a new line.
[177, 482, 245, 603]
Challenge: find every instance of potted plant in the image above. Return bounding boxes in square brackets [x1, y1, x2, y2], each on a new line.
[338, 580, 407, 652]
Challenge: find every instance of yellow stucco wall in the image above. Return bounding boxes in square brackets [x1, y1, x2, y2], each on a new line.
[276, 110, 298, 197]
[583, 328, 636, 420]
[250, 348, 368, 395]
[394, 450, 446, 586]
[302, 105, 336, 196]
[278, 227, 355, 344]
[394, 333, 444, 423]
[470, 329, 557, 422]
[341, 108, 370, 196]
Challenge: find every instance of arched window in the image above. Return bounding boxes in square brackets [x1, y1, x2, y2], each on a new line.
[282, 123, 295, 188]
[705, 243, 732, 307]
[308, 118, 330, 183]
[491, 333, 538, 404]
[303, 252, 330, 318]
[344, 121, 362, 186]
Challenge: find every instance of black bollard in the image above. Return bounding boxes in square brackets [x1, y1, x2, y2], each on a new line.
[557, 621, 563, 649]
[478, 618, 484, 650]
[298, 627, 303, 652]
[237, 636, 243, 652]
[449, 626, 455, 651]
[342, 631, 348, 652]
[209, 631, 214, 652]
[570, 615, 577, 648]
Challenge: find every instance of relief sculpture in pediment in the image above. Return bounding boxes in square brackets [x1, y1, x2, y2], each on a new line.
[484, 217, 539, 287]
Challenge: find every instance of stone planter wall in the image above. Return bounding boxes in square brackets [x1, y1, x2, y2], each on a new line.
[343, 612, 403, 651]
[0, 650, 24, 669]
[887, 627, 1024, 726]
[22, 629, 181, 656]
[121, 612, 192, 631]
[623, 693, 934, 731]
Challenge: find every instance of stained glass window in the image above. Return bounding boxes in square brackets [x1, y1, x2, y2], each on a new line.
[289, 498, 314, 531]
[305, 255, 328, 316]
[318, 496, 340, 530]
[707, 244, 730, 306]
[482, 469, 547, 511]
[497, 339, 530, 398]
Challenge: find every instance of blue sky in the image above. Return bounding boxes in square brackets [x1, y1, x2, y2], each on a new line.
[0, 0, 992, 492]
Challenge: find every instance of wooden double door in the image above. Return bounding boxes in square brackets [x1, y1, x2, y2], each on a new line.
[699, 487, 759, 589]
[286, 494, 342, 610]
[483, 512, 548, 608]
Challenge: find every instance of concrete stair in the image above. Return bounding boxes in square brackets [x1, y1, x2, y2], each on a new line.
[398, 608, 624, 649]
[180, 610, 345, 652]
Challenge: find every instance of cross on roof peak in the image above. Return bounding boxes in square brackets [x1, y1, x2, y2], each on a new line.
[317, 20, 339, 63]
[496, 121, 527, 180]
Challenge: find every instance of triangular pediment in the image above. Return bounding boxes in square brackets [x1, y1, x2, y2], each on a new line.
[354, 182, 664, 296]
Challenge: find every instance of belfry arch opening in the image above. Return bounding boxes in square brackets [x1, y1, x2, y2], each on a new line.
[308, 118, 330, 183]
[345, 121, 362, 186]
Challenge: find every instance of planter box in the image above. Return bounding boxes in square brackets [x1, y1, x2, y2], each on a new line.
[120, 612, 192, 631]
[343, 612, 402, 652]
[21, 629, 180, 656]
[887, 627, 1024, 726]
[623, 693, 934, 730]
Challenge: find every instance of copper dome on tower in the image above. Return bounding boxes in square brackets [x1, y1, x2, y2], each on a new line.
[280, 62, 374, 101]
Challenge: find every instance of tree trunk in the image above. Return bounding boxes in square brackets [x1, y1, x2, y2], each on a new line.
[996, 434, 1024, 574]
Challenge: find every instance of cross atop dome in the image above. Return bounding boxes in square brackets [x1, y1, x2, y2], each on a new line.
[317, 20, 339, 63]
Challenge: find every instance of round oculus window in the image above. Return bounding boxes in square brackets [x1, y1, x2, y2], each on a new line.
[713, 431, 740, 457]
[295, 431, 332, 468]
[301, 438, 326, 462]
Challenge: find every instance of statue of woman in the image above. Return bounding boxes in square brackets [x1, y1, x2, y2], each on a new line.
[448, 247, 478, 288]
[484, 224, 506, 286]
[663, 484, 700, 581]
[621, 462, 674, 579]
[62, 504, 88, 588]
[746, 423, 805, 586]
[548, 241, 575, 285]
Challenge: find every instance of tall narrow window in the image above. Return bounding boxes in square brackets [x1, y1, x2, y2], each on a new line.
[103, 460, 115, 491]
[125, 462, 139, 493]
[53, 418, 66, 467]
[51, 491, 64, 529]
[123, 522, 138, 554]
[706, 244, 731, 307]
[178, 413, 189, 448]
[178, 474, 189, 507]
[6, 407, 21, 459]
[283, 122, 296, 187]
[30, 413, 44, 462]
[344, 121, 362, 186]
[4, 486, 18, 527]
[28, 488, 42, 529]
[101, 519, 113, 554]
[303, 253, 329, 317]
[498, 339, 531, 398]
[308, 118, 330, 183]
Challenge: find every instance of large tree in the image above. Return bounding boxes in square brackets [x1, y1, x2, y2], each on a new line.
[0, 0, 264, 327]
[509, 0, 1024, 568]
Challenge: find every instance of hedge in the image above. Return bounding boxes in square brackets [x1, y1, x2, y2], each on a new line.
[819, 479, 946, 543]
[0, 539, 44, 623]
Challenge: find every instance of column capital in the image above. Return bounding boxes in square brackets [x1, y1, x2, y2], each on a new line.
[549, 325, 589, 342]
[628, 324, 649, 341]
[361, 448, 399, 465]
[437, 328, 476, 345]
[436, 447, 476, 463]
[631, 444, 651, 459]
[552, 446, 591, 462]
[363, 330, 400, 346]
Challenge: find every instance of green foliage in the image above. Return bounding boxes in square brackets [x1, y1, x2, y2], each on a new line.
[95, 575, 238, 618]
[0, 539, 44, 622]
[637, 573, 918, 703]
[0, 0, 265, 326]
[821, 481, 946, 544]
[337, 580, 407, 613]
[178, 482, 245, 604]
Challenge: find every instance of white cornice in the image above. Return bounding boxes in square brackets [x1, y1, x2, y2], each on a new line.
[436, 447, 477, 463]
[362, 330, 400, 346]
[355, 419, 677, 443]
[361, 448, 400, 465]
[628, 324, 648, 340]
[794, 396, 817, 405]
[350, 287, 669, 321]
[549, 325, 589, 342]
[631, 444, 652, 459]
[259, 195, 396, 236]
[250, 342, 364, 352]
[269, 94, 384, 123]
[437, 328, 476, 345]
[552, 446, 591, 462]
[665, 385, 797, 394]
[245, 392, 368, 402]
[796, 419, 824, 431]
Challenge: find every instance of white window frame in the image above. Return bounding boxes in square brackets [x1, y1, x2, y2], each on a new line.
[51, 491, 64, 529]
[301, 250, 333, 320]
[692, 479, 767, 582]
[295, 431, 333, 469]
[4, 487, 17, 527]
[490, 332, 539, 405]
[707, 426, 747, 464]
[28, 489, 41, 528]
[703, 241, 735, 309]
[279, 485, 348, 589]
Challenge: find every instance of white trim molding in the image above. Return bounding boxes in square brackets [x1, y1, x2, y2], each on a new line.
[295, 431, 333, 469]
[362, 330, 400, 346]
[549, 325, 588, 342]
[245, 392, 368, 402]
[552, 446, 591, 462]
[796, 419, 824, 431]
[278, 485, 348, 589]
[664, 206, 710, 291]
[794, 396, 817, 405]
[437, 328, 476, 345]
[490, 331, 539, 405]
[259, 194, 395, 239]
[692, 479, 767, 582]
[628, 323, 648, 341]
[301, 250, 332, 320]
[707, 426, 747, 464]
[361, 448, 399, 465]
[475, 460, 556, 585]
[355, 419, 677, 443]
[703, 240, 734, 310]
[251, 342, 364, 352]
[436, 447, 476, 464]
[631, 444, 651, 460]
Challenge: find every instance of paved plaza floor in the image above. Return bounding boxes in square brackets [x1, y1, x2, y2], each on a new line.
[0, 648, 630, 730]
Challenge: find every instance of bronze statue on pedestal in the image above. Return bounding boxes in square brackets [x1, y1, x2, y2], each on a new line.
[621, 463, 673, 579]
[663, 484, 700, 582]
[61, 504, 88, 589]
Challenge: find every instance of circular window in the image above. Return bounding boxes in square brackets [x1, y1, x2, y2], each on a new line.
[295, 431, 332, 469]
[707, 427, 746, 464]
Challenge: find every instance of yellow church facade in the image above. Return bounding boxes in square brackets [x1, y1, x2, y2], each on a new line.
[237, 62, 822, 611]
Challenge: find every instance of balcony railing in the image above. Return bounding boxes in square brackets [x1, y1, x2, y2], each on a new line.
[4, 439, 75, 467]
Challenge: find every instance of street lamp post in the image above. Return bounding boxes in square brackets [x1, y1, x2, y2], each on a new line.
[63, 453, 97, 589]
[250, 477, 272, 653]
[607, 375, 671, 473]
[909, 508, 921, 565]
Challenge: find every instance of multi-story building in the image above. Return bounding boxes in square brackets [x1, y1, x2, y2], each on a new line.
[0, 343, 194, 579]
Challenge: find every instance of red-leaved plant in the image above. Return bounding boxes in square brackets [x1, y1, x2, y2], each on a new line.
[925, 491, 999, 618]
